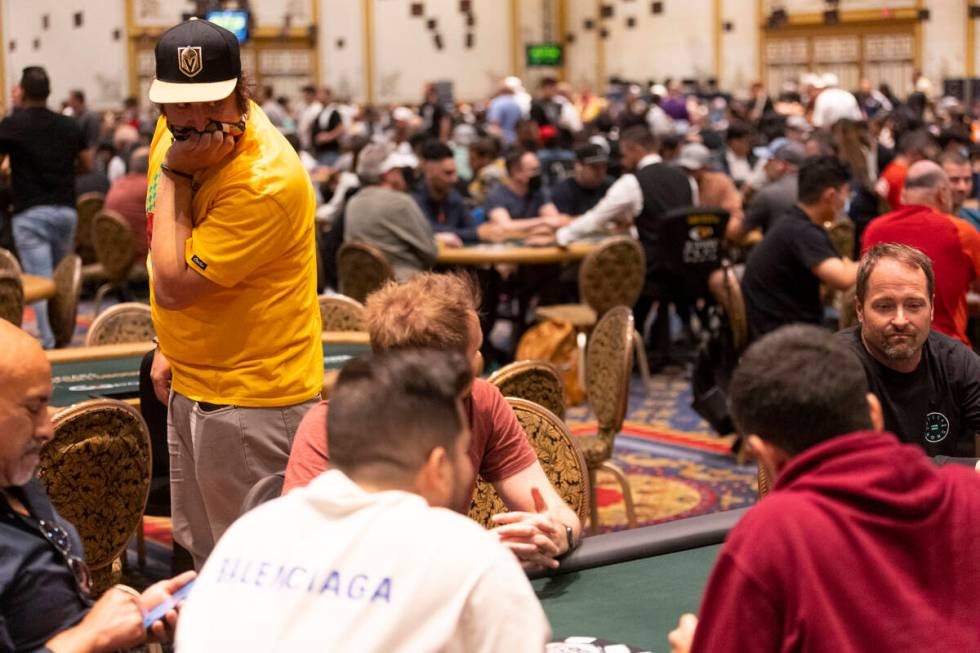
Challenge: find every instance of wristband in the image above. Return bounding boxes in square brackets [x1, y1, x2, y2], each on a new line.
[160, 163, 194, 181]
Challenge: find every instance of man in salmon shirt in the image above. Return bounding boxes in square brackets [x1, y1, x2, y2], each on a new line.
[284, 272, 582, 571]
[862, 160, 980, 346]
[668, 324, 980, 653]
[146, 18, 322, 569]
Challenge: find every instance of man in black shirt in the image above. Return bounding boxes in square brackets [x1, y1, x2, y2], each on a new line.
[0, 319, 193, 651]
[0, 67, 88, 349]
[741, 155, 859, 338]
[836, 243, 980, 459]
[550, 144, 613, 216]
[412, 141, 479, 246]
[310, 87, 344, 166]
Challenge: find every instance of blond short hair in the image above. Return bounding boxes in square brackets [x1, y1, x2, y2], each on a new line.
[365, 272, 481, 353]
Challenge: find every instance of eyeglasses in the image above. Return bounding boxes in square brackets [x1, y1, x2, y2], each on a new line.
[38, 518, 92, 596]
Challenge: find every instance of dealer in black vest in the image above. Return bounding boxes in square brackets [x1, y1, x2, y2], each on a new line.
[835, 242, 980, 464]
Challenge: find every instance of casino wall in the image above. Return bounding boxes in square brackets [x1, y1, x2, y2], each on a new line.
[0, 0, 976, 110]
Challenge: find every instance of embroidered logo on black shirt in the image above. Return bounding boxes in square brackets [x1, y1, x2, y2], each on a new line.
[191, 255, 208, 271]
[924, 412, 950, 443]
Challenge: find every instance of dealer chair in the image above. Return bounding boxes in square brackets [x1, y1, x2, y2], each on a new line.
[319, 293, 366, 332]
[535, 236, 652, 394]
[576, 306, 638, 534]
[488, 359, 566, 420]
[241, 473, 286, 514]
[0, 270, 24, 327]
[468, 398, 590, 531]
[86, 302, 155, 346]
[337, 242, 394, 304]
[38, 399, 152, 594]
[48, 254, 82, 348]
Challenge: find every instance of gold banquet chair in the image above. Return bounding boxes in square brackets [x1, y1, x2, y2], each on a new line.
[0, 246, 22, 273]
[467, 398, 590, 531]
[576, 306, 638, 534]
[92, 210, 143, 315]
[487, 359, 566, 420]
[48, 254, 82, 348]
[86, 302, 155, 346]
[75, 192, 105, 266]
[0, 270, 24, 327]
[319, 293, 366, 332]
[38, 399, 152, 596]
[337, 242, 395, 304]
[534, 236, 652, 393]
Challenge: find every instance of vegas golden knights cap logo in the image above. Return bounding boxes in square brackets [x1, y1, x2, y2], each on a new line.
[177, 46, 203, 78]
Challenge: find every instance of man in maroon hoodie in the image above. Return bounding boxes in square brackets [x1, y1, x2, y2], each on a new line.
[669, 324, 980, 653]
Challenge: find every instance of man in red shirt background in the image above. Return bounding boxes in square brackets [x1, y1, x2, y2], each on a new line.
[862, 160, 980, 345]
[104, 145, 150, 264]
[874, 130, 935, 211]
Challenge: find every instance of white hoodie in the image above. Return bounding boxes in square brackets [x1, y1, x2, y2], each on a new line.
[176, 470, 550, 653]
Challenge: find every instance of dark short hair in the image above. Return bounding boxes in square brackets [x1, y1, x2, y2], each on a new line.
[726, 121, 751, 141]
[729, 325, 872, 456]
[939, 150, 970, 167]
[897, 129, 934, 156]
[328, 349, 471, 478]
[469, 136, 501, 160]
[70, 89, 85, 104]
[421, 140, 454, 162]
[504, 147, 531, 174]
[856, 242, 934, 305]
[797, 155, 850, 204]
[20, 67, 50, 101]
[539, 77, 558, 88]
[619, 125, 658, 152]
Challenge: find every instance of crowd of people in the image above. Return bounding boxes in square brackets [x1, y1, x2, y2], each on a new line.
[1, 15, 979, 653]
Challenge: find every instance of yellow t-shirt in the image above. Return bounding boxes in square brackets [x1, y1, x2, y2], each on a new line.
[147, 101, 322, 406]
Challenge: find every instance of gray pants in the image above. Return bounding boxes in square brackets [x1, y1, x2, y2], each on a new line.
[168, 391, 317, 569]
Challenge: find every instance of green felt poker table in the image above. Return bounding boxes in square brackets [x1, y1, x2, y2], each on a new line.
[531, 508, 747, 652]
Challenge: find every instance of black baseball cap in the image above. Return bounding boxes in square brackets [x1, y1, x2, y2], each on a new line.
[575, 143, 609, 165]
[149, 18, 241, 104]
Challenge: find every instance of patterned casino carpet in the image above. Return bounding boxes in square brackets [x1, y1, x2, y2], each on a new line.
[565, 372, 758, 533]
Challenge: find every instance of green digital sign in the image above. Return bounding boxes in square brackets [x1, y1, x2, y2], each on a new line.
[526, 43, 563, 67]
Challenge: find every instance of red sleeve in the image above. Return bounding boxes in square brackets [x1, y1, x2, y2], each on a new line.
[690, 550, 783, 653]
[471, 380, 538, 483]
[282, 400, 330, 495]
[951, 215, 980, 279]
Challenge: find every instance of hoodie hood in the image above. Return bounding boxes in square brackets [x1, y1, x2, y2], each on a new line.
[774, 431, 948, 523]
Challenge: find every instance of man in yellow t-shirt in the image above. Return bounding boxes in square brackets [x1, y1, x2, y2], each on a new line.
[145, 18, 321, 568]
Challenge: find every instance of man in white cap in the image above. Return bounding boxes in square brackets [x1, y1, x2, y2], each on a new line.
[676, 143, 743, 240]
[811, 72, 862, 128]
[344, 142, 437, 280]
[146, 18, 323, 568]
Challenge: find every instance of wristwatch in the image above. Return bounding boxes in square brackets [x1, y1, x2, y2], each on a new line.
[563, 525, 576, 554]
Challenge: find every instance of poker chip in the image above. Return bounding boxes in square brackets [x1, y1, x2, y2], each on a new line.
[547, 636, 652, 653]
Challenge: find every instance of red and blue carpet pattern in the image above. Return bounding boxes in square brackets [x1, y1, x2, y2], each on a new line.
[566, 373, 757, 533]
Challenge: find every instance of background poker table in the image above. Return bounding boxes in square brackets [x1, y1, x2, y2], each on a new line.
[531, 508, 747, 651]
[48, 332, 371, 408]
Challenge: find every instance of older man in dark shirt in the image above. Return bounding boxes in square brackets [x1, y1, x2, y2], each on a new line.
[0, 319, 193, 652]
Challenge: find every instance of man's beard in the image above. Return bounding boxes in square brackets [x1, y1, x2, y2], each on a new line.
[878, 331, 919, 360]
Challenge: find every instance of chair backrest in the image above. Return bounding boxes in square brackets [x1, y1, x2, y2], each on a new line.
[837, 285, 859, 330]
[825, 217, 855, 260]
[467, 397, 590, 529]
[241, 473, 286, 514]
[48, 254, 82, 348]
[0, 270, 24, 327]
[578, 236, 646, 317]
[75, 192, 105, 263]
[38, 399, 151, 593]
[0, 247, 22, 274]
[660, 206, 730, 291]
[319, 294, 366, 332]
[757, 461, 772, 498]
[719, 261, 748, 353]
[337, 241, 395, 303]
[586, 306, 634, 448]
[487, 359, 566, 420]
[92, 209, 135, 282]
[86, 302, 155, 346]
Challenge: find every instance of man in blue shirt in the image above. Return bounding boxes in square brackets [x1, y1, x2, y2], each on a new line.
[487, 85, 523, 146]
[413, 141, 479, 246]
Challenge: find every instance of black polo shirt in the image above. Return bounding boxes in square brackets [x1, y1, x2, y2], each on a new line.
[0, 107, 85, 213]
[741, 205, 840, 337]
[411, 186, 479, 243]
[1, 479, 91, 652]
[836, 326, 980, 457]
[550, 177, 613, 216]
